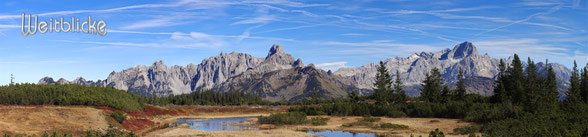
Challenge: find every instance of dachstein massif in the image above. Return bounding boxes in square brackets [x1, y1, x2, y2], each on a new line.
[38, 42, 571, 101]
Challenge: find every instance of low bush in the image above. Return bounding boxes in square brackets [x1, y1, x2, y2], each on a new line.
[110, 112, 127, 123]
[453, 125, 481, 135]
[359, 116, 381, 122]
[257, 112, 307, 125]
[378, 123, 409, 129]
[429, 128, 445, 137]
[310, 117, 330, 126]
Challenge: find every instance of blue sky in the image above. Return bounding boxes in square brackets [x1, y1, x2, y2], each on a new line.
[0, 0, 587, 84]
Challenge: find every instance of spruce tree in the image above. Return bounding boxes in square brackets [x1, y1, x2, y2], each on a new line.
[456, 67, 467, 100]
[524, 57, 539, 112]
[394, 70, 407, 104]
[581, 64, 588, 103]
[492, 59, 509, 103]
[421, 68, 444, 102]
[565, 61, 582, 111]
[441, 85, 452, 103]
[373, 61, 392, 104]
[508, 54, 525, 104]
[544, 64, 559, 110]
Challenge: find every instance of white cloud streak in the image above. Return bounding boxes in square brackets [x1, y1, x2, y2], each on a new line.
[476, 5, 564, 36]
[315, 61, 347, 71]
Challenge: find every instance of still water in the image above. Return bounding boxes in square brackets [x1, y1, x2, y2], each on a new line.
[174, 117, 379, 137]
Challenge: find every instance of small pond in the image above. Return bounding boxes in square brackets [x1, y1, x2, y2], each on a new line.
[174, 117, 258, 131]
[173, 117, 379, 137]
[305, 130, 379, 137]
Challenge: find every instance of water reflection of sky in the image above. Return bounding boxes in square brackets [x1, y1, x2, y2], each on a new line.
[175, 117, 258, 131]
[174, 117, 379, 137]
[306, 130, 378, 137]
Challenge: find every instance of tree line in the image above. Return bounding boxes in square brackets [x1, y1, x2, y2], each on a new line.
[146, 90, 271, 106]
[0, 83, 145, 112]
[290, 54, 588, 136]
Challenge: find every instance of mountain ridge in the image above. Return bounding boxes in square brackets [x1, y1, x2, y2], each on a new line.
[39, 42, 573, 100]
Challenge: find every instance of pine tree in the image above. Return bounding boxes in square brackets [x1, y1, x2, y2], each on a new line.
[421, 68, 444, 102]
[456, 67, 467, 100]
[9, 74, 14, 85]
[543, 64, 559, 111]
[524, 57, 539, 112]
[581, 63, 588, 103]
[492, 59, 509, 103]
[508, 54, 525, 104]
[441, 85, 452, 103]
[394, 70, 407, 104]
[373, 61, 392, 104]
[565, 61, 582, 111]
[348, 90, 358, 103]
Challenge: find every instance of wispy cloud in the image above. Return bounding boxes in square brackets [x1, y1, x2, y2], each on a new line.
[109, 29, 295, 41]
[384, 6, 496, 14]
[0, 24, 19, 28]
[0, 60, 80, 65]
[314, 40, 444, 57]
[315, 61, 347, 71]
[341, 33, 367, 36]
[475, 38, 569, 57]
[0, 1, 184, 20]
[476, 5, 564, 36]
[232, 15, 277, 25]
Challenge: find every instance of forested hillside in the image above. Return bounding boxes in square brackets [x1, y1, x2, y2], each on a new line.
[0, 84, 145, 112]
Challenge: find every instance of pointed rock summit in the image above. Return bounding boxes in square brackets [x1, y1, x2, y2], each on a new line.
[449, 41, 478, 59]
[267, 44, 285, 57]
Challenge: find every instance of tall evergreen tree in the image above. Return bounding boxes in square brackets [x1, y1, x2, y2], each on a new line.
[508, 54, 525, 104]
[441, 85, 452, 103]
[421, 68, 444, 102]
[456, 67, 467, 100]
[492, 59, 509, 103]
[525, 57, 540, 112]
[565, 61, 582, 111]
[373, 61, 392, 104]
[581, 64, 588, 103]
[542, 64, 559, 111]
[394, 70, 407, 104]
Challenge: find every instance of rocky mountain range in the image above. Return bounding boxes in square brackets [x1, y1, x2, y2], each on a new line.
[38, 42, 572, 101]
[335, 42, 571, 96]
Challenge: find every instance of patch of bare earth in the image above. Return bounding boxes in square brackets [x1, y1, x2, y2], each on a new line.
[0, 105, 109, 136]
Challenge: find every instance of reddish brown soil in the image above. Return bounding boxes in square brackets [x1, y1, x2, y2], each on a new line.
[123, 118, 155, 132]
[126, 105, 186, 118]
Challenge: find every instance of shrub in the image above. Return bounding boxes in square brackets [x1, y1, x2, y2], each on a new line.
[310, 117, 329, 126]
[257, 112, 307, 125]
[378, 123, 409, 129]
[387, 110, 407, 118]
[453, 125, 481, 135]
[110, 112, 127, 123]
[359, 116, 381, 122]
[430, 120, 440, 123]
[429, 128, 445, 137]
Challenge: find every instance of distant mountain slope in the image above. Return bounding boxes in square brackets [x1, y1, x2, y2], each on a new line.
[39, 42, 573, 100]
[334, 42, 571, 96]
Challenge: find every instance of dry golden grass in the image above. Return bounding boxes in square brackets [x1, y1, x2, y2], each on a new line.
[0, 105, 109, 136]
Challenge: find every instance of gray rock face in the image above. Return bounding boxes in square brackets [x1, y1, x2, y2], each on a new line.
[214, 64, 358, 101]
[37, 42, 573, 99]
[38, 44, 304, 98]
[335, 42, 572, 96]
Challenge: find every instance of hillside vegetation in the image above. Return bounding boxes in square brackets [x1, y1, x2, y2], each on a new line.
[0, 84, 145, 112]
